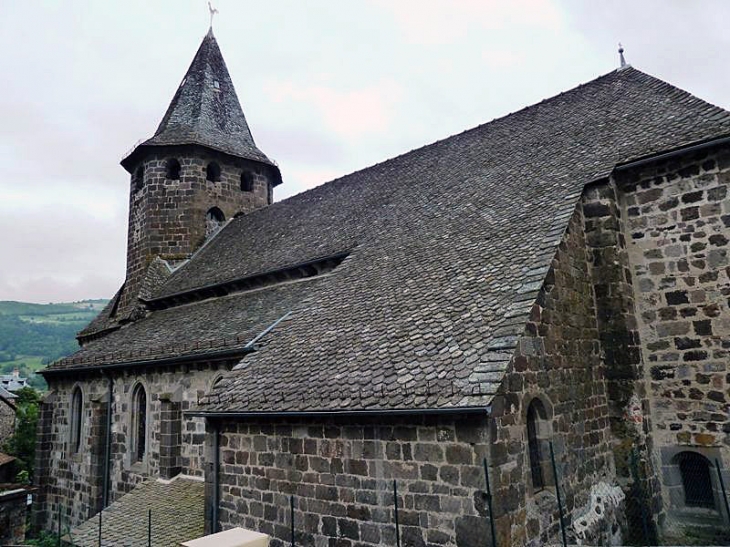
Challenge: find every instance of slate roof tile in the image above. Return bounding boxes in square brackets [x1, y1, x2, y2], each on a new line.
[50, 67, 730, 414]
[121, 29, 278, 176]
[67, 477, 204, 547]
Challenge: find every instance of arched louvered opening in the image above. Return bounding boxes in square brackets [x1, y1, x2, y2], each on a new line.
[165, 158, 181, 180]
[133, 165, 144, 192]
[206, 207, 226, 237]
[240, 171, 254, 192]
[206, 162, 221, 182]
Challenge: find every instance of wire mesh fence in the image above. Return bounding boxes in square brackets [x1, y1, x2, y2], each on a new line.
[29, 506, 202, 547]
[631, 445, 730, 547]
[27, 442, 730, 547]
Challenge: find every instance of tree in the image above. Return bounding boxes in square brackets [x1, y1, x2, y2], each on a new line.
[2, 386, 41, 482]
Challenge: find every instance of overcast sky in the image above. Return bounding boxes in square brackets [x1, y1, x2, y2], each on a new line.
[1, 0, 728, 304]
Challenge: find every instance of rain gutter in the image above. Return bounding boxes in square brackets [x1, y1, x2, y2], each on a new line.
[613, 134, 730, 174]
[39, 347, 254, 377]
[187, 406, 491, 419]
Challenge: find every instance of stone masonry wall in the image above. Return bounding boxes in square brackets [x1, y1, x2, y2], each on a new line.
[0, 399, 15, 445]
[0, 488, 29, 545]
[35, 361, 232, 533]
[582, 179, 660, 542]
[494, 204, 617, 547]
[211, 415, 492, 547]
[618, 145, 730, 513]
[118, 147, 276, 318]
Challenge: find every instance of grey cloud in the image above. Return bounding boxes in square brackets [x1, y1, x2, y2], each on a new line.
[0, 207, 125, 301]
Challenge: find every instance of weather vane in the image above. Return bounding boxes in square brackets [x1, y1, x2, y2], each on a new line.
[618, 43, 627, 69]
[208, 1, 219, 29]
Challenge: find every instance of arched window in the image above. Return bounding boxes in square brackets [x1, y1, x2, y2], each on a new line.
[132, 384, 147, 463]
[205, 207, 225, 237]
[527, 398, 549, 491]
[165, 158, 181, 180]
[240, 171, 254, 192]
[677, 452, 715, 509]
[206, 162, 221, 182]
[133, 165, 144, 192]
[70, 387, 83, 453]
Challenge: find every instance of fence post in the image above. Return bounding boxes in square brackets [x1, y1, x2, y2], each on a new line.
[148, 508, 152, 547]
[98, 509, 102, 547]
[548, 442, 568, 547]
[715, 459, 730, 524]
[393, 479, 401, 547]
[290, 495, 295, 547]
[482, 457, 497, 547]
[629, 449, 651, 546]
[57, 505, 61, 547]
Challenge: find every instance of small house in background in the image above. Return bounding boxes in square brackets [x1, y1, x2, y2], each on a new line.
[0, 369, 29, 392]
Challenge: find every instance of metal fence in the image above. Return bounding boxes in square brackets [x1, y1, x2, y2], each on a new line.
[27, 507, 183, 547]
[23, 443, 730, 547]
[624, 445, 730, 547]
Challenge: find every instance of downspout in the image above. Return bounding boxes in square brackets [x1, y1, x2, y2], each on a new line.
[212, 420, 220, 533]
[102, 374, 113, 509]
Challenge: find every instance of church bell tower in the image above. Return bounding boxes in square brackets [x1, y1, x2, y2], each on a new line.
[116, 28, 282, 320]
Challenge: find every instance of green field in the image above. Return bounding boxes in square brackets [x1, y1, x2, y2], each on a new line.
[0, 299, 108, 390]
[0, 355, 45, 371]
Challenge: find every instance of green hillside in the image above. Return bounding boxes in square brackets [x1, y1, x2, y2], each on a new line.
[0, 300, 107, 389]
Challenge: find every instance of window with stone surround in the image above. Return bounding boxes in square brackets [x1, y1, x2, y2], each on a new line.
[526, 398, 550, 491]
[165, 158, 181, 180]
[70, 387, 83, 453]
[206, 162, 221, 182]
[677, 451, 715, 509]
[240, 171, 254, 192]
[132, 384, 147, 463]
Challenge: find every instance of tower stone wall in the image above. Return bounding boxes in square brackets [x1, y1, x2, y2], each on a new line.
[117, 147, 276, 316]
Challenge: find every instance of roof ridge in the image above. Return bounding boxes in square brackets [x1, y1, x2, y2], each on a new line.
[256, 68, 645, 203]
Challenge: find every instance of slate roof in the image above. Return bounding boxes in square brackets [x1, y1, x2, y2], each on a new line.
[48, 67, 730, 413]
[52, 277, 324, 370]
[67, 477, 204, 547]
[121, 29, 279, 178]
[0, 386, 17, 401]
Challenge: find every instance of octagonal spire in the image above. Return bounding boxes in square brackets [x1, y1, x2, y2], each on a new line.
[122, 29, 279, 181]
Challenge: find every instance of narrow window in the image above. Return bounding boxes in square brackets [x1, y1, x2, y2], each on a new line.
[132, 384, 147, 462]
[527, 399, 547, 491]
[678, 452, 715, 508]
[70, 387, 83, 453]
[206, 162, 221, 182]
[165, 158, 181, 180]
[133, 165, 144, 192]
[240, 171, 254, 192]
[205, 207, 225, 237]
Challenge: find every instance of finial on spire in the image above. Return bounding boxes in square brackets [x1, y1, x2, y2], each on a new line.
[208, 1, 219, 30]
[618, 42, 627, 69]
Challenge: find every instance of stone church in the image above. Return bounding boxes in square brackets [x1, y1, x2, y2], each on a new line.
[34, 27, 730, 547]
